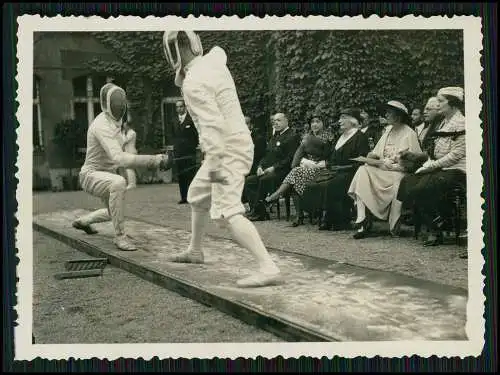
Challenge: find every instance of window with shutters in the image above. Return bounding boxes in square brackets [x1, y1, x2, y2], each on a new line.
[70, 74, 114, 127]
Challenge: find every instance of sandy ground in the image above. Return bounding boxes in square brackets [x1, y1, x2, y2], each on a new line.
[33, 231, 281, 343]
[33, 184, 468, 290]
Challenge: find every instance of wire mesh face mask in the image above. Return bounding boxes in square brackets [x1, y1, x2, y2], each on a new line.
[163, 31, 203, 86]
[100, 83, 127, 127]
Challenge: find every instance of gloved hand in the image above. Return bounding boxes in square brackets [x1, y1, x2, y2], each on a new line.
[158, 152, 173, 171]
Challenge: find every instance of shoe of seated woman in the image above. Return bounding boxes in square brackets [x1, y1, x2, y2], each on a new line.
[353, 218, 371, 239]
[390, 218, 402, 237]
[318, 222, 331, 231]
[291, 216, 304, 227]
[423, 232, 444, 246]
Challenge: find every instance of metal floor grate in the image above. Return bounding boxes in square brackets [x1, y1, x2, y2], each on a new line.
[65, 258, 108, 271]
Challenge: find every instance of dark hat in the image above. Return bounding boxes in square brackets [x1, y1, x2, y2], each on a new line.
[308, 112, 325, 124]
[340, 107, 363, 124]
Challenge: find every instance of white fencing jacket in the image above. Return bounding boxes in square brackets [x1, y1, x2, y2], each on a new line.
[81, 112, 160, 174]
[181, 46, 252, 172]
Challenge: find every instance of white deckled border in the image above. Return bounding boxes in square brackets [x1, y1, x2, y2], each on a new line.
[15, 14, 485, 360]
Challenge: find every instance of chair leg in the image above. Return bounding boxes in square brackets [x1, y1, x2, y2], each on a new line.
[285, 195, 291, 221]
[413, 205, 421, 240]
[276, 199, 281, 220]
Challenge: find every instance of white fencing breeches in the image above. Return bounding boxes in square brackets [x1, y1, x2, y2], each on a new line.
[78, 170, 127, 236]
[187, 133, 254, 221]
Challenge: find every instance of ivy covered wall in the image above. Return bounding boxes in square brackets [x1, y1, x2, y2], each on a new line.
[86, 29, 464, 146]
[86, 31, 272, 149]
[270, 29, 464, 130]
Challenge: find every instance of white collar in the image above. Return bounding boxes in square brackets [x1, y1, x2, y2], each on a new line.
[278, 127, 290, 136]
[335, 128, 358, 150]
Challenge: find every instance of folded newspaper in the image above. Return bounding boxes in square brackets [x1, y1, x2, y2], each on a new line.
[349, 156, 385, 166]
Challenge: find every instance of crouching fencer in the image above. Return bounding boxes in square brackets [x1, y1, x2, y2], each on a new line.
[72, 83, 171, 251]
[163, 31, 281, 288]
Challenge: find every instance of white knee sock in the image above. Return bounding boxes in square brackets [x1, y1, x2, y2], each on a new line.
[189, 208, 210, 254]
[109, 179, 127, 236]
[355, 196, 366, 224]
[227, 214, 279, 274]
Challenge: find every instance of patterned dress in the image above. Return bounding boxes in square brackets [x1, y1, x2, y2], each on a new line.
[282, 130, 335, 196]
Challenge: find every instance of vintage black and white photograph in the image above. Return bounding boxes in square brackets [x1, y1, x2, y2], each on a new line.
[16, 15, 484, 359]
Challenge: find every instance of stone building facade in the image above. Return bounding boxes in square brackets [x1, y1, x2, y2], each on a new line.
[33, 32, 182, 191]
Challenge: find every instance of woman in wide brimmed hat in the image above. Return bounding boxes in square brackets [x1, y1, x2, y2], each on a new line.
[347, 100, 422, 239]
[301, 108, 370, 231]
[396, 87, 467, 246]
[264, 112, 335, 226]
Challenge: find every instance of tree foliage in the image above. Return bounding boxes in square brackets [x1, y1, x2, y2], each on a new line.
[270, 29, 464, 129]
[85, 30, 464, 147]
[85, 31, 271, 148]
[52, 118, 87, 168]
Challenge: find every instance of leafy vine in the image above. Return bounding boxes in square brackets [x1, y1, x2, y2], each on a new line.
[84, 30, 464, 147]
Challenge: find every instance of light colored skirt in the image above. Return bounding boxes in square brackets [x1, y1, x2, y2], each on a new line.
[347, 165, 405, 231]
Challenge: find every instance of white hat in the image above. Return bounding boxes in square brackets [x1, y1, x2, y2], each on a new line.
[438, 86, 464, 102]
[386, 100, 409, 115]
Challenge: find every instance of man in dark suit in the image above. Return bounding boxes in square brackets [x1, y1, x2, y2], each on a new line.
[243, 113, 301, 221]
[173, 99, 199, 204]
[245, 115, 267, 176]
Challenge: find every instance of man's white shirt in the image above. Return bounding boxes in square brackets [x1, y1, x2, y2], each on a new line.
[178, 112, 187, 124]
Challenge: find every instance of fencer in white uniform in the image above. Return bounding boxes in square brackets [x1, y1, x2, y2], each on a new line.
[73, 83, 171, 251]
[163, 31, 281, 288]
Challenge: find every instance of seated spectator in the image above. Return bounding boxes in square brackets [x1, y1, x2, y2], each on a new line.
[301, 108, 370, 230]
[244, 113, 301, 221]
[264, 113, 335, 226]
[411, 107, 425, 132]
[270, 114, 277, 137]
[348, 100, 422, 239]
[246, 115, 267, 175]
[419, 97, 444, 150]
[397, 87, 466, 246]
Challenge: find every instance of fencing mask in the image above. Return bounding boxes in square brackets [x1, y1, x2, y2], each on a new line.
[100, 83, 127, 127]
[163, 31, 203, 86]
